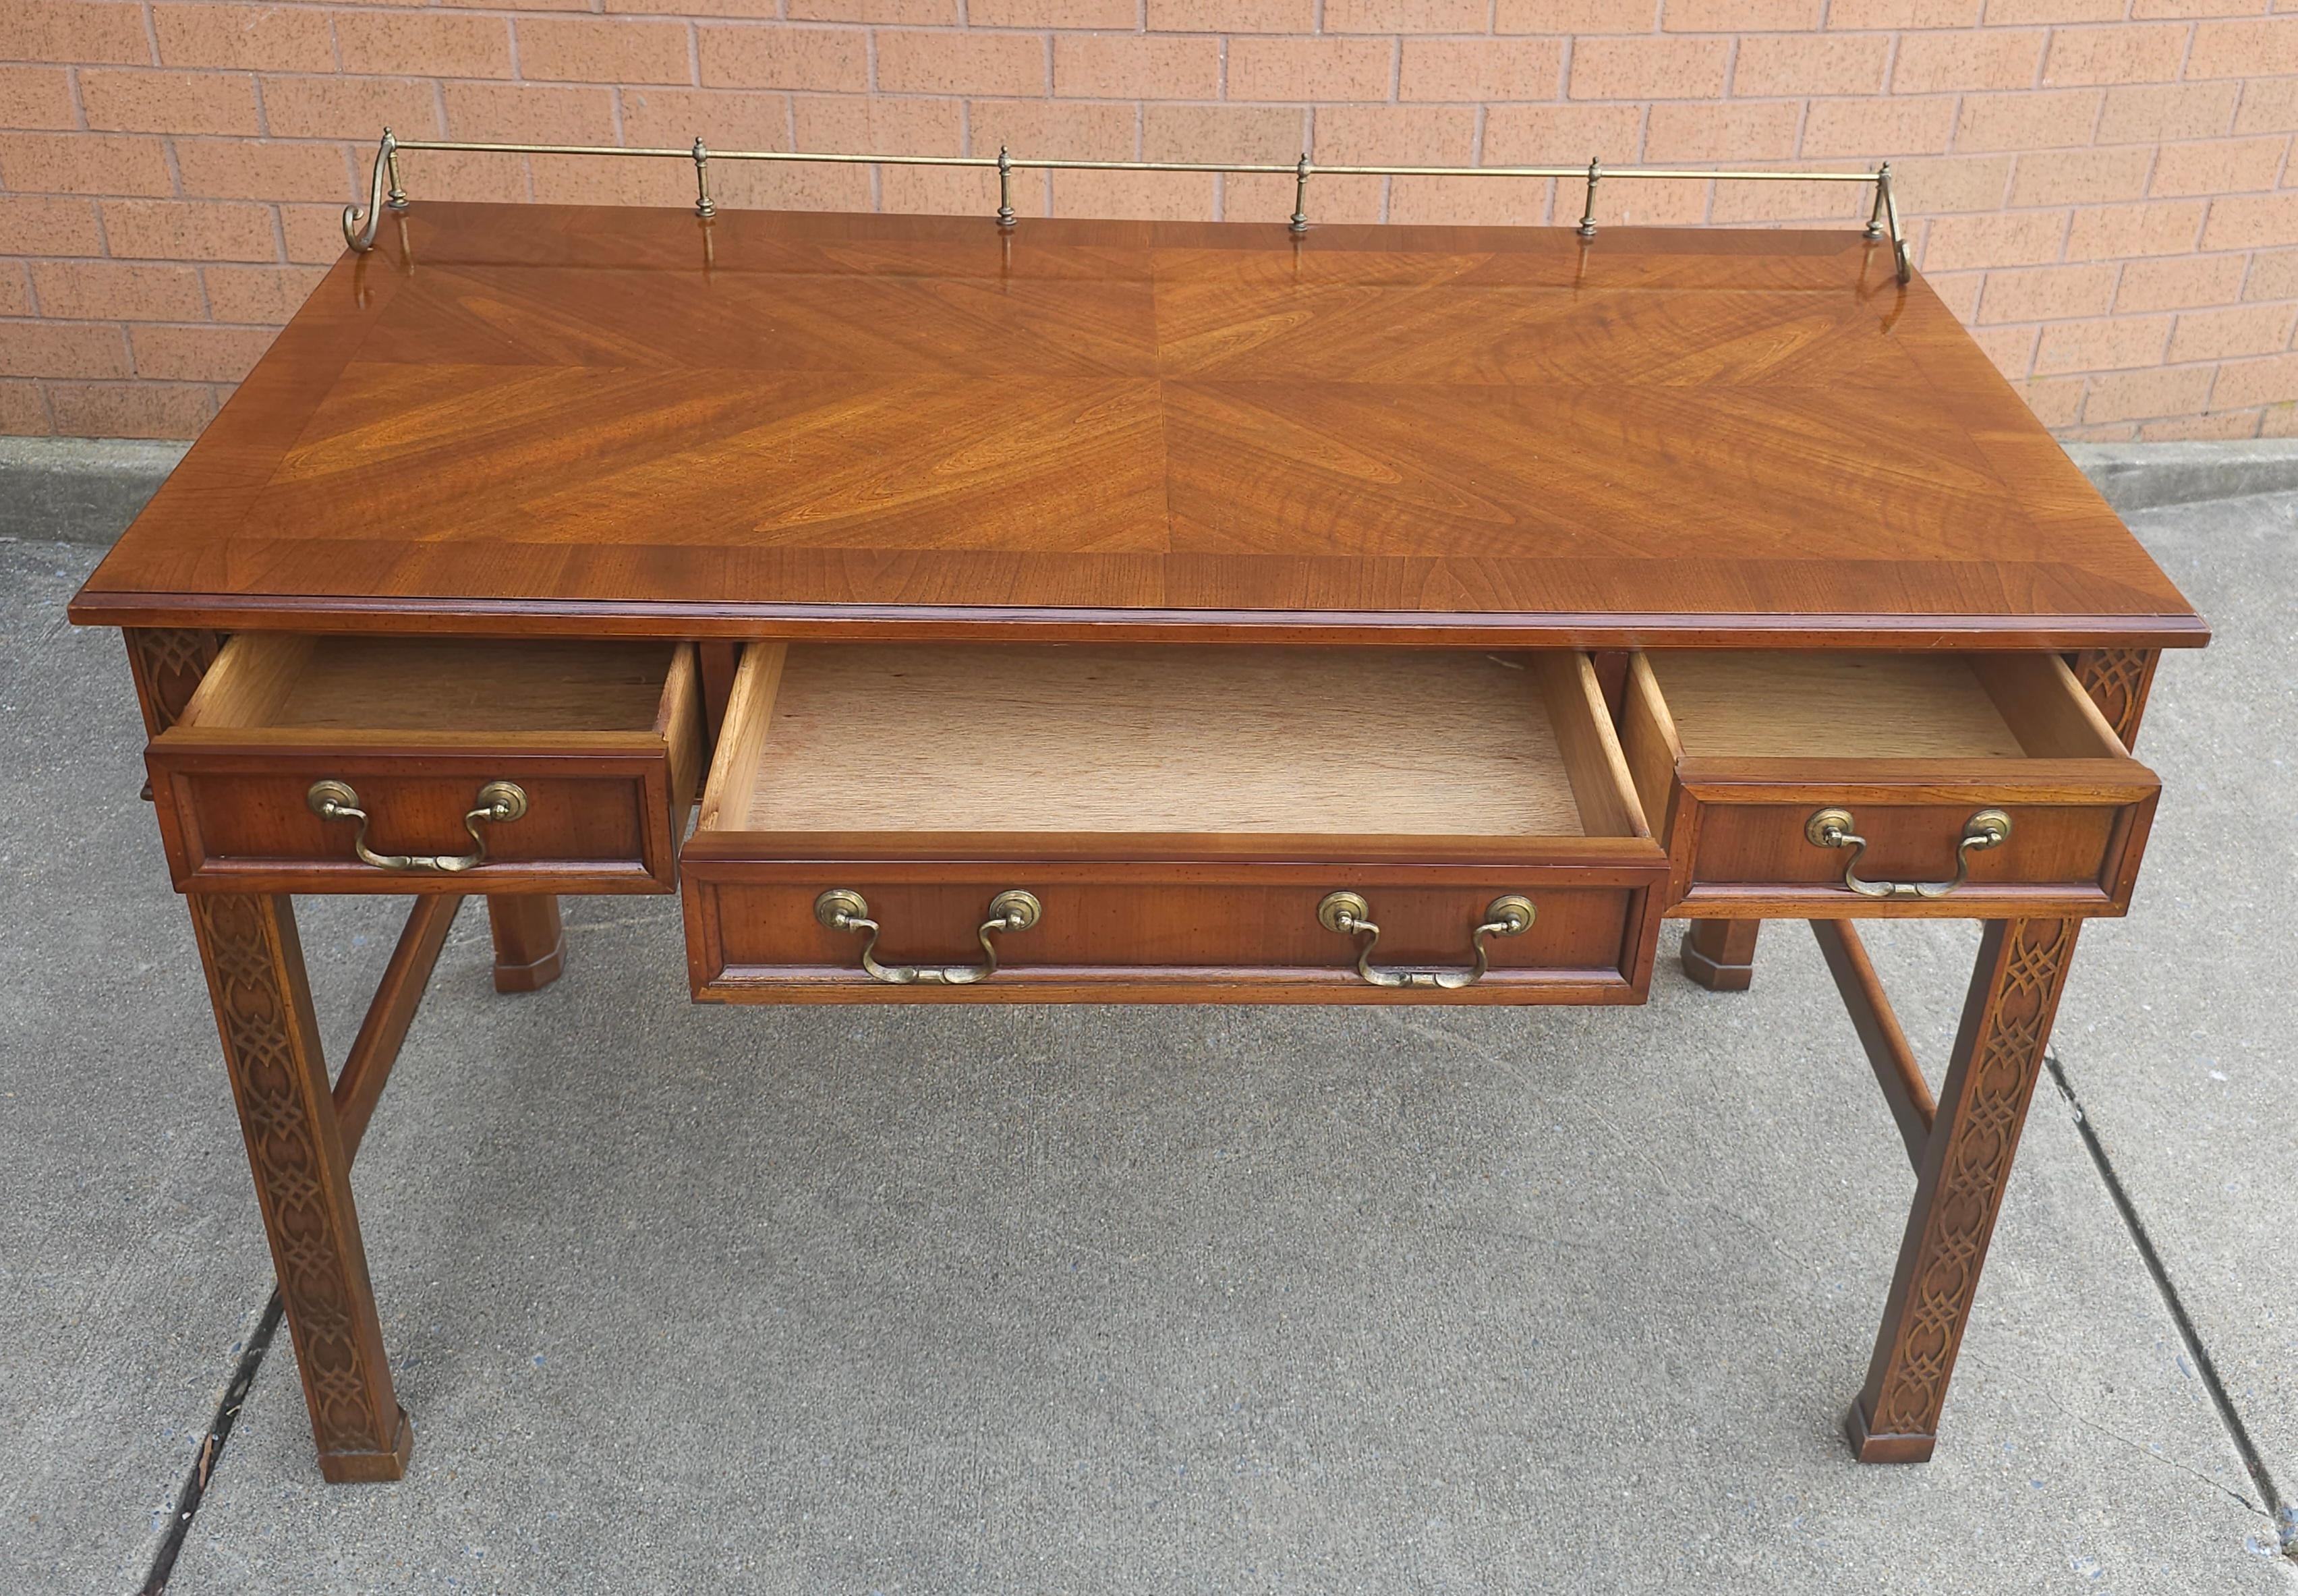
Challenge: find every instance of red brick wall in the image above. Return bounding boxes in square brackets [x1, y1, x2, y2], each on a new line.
[3, 0, 2295, 439]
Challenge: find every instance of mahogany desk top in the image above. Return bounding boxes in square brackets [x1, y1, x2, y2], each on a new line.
[69, 203, 2202, 651]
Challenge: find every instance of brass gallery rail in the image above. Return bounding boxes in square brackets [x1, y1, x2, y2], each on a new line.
[341, 127, 1912, 282]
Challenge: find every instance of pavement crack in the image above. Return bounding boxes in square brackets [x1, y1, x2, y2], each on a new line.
[138, 1290, 284, 1595]
[2046, 1048, 2297, 1562]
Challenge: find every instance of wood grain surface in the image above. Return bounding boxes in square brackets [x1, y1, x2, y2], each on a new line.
[67, 204, 2203, 649]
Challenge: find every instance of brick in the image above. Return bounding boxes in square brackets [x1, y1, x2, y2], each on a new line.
[971, 0, 1136, 24]
[83, 69, 260, 137]
[1607, 176, 1711, 225]
[1985, 0, 2120, 20]
[2212, 349, 2298, 407]
[1664, 0, 1822, 27]
[1142, 104, 1304, 164]
[619, 87, 791, 149]
[278, 202, 348, 264]
[1924, 268, 1984, 320]
[2154, 136, 2287, 197]
[1732, 34, 1888, 96]
[1895, 154, 2013, 212]
[1977, 262, 2118, 321]
[1922, 208, 2066, 270]
[2244, 248, 2298, 301]
[2058, 422, 2142, 441]
[130, 324, 276, 382]
[1953, 89, 2100, 151]
[1399, 39, 1565, 102]
[970, 98, 1135, 163]
[1314, 105, 1476, 165]
[444, 83, 617, 145]
[177, 139, 351, 202]
[2236, 79, 2298, 134]
[1709, 175, 1869, 223]
[791, 94, 964, 156]
[2201, 191, 2298, 250]
[1386, 173, 1551, 227]
[2139, 409, 2264, 441]
[260, 76, 444, 142]
[1827, 0, 1980, 22]
[0, 266, 28, 320]
[1969, 323, 2037, 379]
[2009, 146, 2155, 207]
[0, 380, 50, 435]
[1147, 0, 1312, 28]
[2168, 302, 2296, 362]
[1232, 167, 1383, 222]
[2065, 200, 2206, 258]
[100, 199, 279, 261]
[699, 26, 867, 91]
[2100, 82, 2241, 142]
[2042, 24, 2189, 86]
[2189, 16, 2298, 76]
[788, 0, 958, 18]
[0, 66, 78, 129]
[1802, 95, 1957, 156]
[48, 380, 216, 438]
[202, 263, 326, 324]
[0, 322, 131, 379]
[529, 152, 692, 209]
[1498, 0, 1668, 29]
[607, 0, 776, 13]
[2118, 253, 2247, 312]
[1325, 0, 1489, 28]
[1483, 103, 1644, 163]
[152, 5, 333, 72]
[0, 196, 103, 255]
[0, 134, 174, 198]
[335, 13, 513, 80]
[1050, 166, 1214, 221]
[2081, 364, 2216, 422]
[29, 261, 205, 321]
[0, 2, 150, 66]
[875, 31, 1047, 96]
[1573, 36, 1731, 98]
[2017, 375, 2086, 428]
[2034, 312, 2172, 372]
[1227, 37, 1394, 101]
[519, 19, 691, 86]
[1644, 101, 1800, 161]
[1893, 29, 2045, 93]
[1055, 34, 1221, 99]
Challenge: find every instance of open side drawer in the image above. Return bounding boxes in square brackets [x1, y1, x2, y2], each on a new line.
[1621, 651, 2160, 918]
[682, 645, 1669, 1003]
[147, 634, 703, 893]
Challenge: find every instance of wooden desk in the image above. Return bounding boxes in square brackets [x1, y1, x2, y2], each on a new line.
[69, 202, 2204, 1485]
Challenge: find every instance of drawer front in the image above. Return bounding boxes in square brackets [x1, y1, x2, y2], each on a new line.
[1667, 782, 2155, 917]
[149, 747, 688, 894]
[685, 863, 1664, 1004]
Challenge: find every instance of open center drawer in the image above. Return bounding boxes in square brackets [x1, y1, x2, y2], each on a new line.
[682, 645, 1669, 1002]
[146, 635, 703, 892]
[1621, 651, 2160, 917]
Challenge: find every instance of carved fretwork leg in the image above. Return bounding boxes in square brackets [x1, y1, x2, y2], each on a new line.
[188, 894, 411, 1483]
[487, 894, 565, 994]
[123, 627, 221, 735]
[1681, 919, 1761, 991]
[1848, 918, 2079, 1463]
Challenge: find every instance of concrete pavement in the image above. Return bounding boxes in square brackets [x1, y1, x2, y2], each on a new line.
[1, 470, 2293, 1593]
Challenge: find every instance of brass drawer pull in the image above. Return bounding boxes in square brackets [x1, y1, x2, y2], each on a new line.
[813, 888, 1042, 985]
[307, 778, 529, 873]
[1317, 891, 1534, 990]
[1804, 807, 2012, 899]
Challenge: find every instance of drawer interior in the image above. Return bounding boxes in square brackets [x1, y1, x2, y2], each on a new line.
[701, 644, 1650, 843]
[1644, 652, 2127, 763]
[178, 635, 685, 735]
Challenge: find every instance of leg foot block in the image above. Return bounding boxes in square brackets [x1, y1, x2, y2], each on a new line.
[318, 1406, 413, 1483]
[1845, 1400, 1935, 1464]
[1682, 919, 1760, 992]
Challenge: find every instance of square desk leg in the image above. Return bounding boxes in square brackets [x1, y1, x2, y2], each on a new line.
[1681, 919, 1760, 992]
[188, 894, 411, 1483]
[1849, 917, 2079, 1462]
[486, 894, 565, 994]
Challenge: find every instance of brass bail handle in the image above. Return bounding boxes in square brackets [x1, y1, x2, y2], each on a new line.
[1804, 806, 2012, 900]
[815, 888, 1042, 986]
[1317, 891, 1535, 990]
[308, 778, 529, 873]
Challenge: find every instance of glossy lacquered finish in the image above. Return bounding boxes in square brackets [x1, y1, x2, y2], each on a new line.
[147, 635, 703, 893]
[69, 205, 2202, 652]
